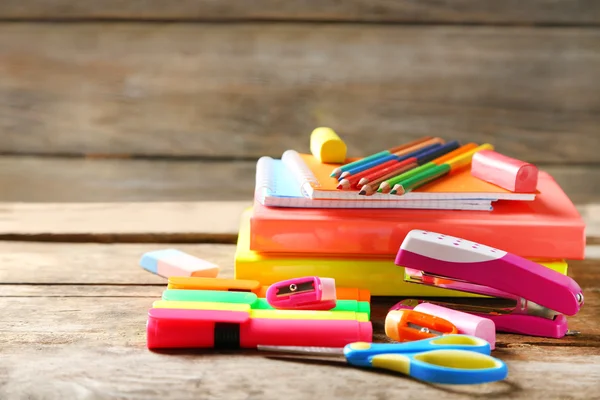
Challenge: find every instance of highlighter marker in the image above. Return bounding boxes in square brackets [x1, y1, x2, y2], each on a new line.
[162, 289, 370, 317]
[167, 277, 262, 292]
[153, 300, 369, 321]
[146, 308, 373, 349]
[161, 289, 259, 304]
[166, 277, 371, 302]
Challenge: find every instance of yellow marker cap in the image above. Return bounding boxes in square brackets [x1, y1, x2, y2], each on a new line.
[310, 127, 347, 163]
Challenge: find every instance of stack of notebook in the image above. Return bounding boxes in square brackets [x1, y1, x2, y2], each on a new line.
[235, 141, 586, 296]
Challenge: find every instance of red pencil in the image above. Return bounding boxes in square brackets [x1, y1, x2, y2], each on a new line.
[339, 137, 444, 180]
[337, 160, 398, 190]
[358, 162, 418, 196]
[356, 158, 418, 189]
[330, 136, 434, 179]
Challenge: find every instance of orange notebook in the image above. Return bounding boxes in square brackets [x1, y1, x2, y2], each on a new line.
[280, 150, 536, 201]
[250, 170, 585, 260]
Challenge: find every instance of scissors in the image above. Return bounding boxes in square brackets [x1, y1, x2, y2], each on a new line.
[257, 334, 507, 385]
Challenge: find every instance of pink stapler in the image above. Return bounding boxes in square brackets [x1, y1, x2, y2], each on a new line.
[395, 230, 584, 338]
[266, 276, 337, 310]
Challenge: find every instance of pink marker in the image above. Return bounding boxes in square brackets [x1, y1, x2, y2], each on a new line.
[395, 230, 584, 338]
[146, 308, 372, 349]
[266, 276, 337, 310]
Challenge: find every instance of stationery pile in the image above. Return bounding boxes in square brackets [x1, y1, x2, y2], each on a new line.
[236, 128, 586, 297]
[139, 127, 587, 386]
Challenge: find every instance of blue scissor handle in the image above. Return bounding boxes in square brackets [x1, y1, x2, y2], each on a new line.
[401, 349, 508, 384]
[343, 335, 491, 367]
[343, 336, 506, 385]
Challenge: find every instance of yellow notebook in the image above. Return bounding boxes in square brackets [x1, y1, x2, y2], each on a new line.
[235, 209, 567, 296]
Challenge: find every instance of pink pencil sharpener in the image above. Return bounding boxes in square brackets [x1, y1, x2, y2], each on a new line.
[265, 276, 337, 310]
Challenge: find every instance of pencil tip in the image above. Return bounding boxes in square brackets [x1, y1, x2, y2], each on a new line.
[358, 190, 366, 195]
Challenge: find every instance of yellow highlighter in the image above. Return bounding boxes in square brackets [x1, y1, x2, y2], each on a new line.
[152, 300, 251, 312]
[152, 301, 369, 322]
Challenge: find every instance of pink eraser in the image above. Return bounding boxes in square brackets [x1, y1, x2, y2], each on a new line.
[414, 302, 496, 350]
[471, 150, 538, 193]
[140, 249, 219, 279]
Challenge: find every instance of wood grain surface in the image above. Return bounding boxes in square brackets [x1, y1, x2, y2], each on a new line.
[0, 241, 598, 399]
[0, 157, 598, 204]
[0, 242, 233, 284]
[0, 202, 249, 243]
[0, 24, 599, 162]
[0, 201, 599, 243]
[0, 0, 599, 24]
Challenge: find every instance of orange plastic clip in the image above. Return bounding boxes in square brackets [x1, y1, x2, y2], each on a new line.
[384, 309, 458, 342]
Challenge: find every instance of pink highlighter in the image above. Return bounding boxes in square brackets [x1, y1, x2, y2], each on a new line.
[146, 308, 372, 349]
[391, 300, 496, 349]
[266, 276, 337, 310]
[395, 230, 584, 338]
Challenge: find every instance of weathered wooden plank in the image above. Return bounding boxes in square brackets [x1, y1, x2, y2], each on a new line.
[0, 157, 257, 202]
[0, 243, 598, 398]
[0, 157, 598, 204]
[0, 243, 235, 284]
[1, 24, 599, 163]
[0, 200, 598, 243]
[0, 343, 597, 400]
[0, 285, 164, 297]
[0, 202, 249, 243]
[1, 242, 598, 286]
[0, 0, 599, 24]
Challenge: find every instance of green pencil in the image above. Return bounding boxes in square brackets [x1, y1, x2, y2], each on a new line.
[390, 164, 451, 195]
[377, 162, 437, 193]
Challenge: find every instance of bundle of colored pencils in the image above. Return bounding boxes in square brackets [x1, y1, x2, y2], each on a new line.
[331, 137, 493, 196]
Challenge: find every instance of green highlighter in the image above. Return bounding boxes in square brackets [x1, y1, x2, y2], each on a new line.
[162, 289, 371, 318]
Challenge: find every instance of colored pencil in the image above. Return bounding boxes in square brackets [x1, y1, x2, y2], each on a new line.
[337, 141, 442, 189]
[391, 143, 494, 195]
[358, 140, 469, 188]
[377, 142, 478, 194]
[329, 137, 434, 178]
[358, 162, 418, 195]
[336, 159, 397, 189]
[339, 137, 445, 179]
[359, 142, 471, 195]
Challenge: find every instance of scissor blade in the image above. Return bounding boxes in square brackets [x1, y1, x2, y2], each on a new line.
[257, 345, 344, 357]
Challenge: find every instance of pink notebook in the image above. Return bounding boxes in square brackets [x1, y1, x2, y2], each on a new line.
[249, 171, 585, 260]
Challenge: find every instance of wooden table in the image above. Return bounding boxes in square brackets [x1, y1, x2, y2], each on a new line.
[1, 202, 599, 399]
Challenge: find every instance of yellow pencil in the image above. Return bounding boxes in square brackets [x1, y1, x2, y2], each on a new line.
[391, 143, 495, 195]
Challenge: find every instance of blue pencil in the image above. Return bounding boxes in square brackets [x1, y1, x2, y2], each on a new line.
[329, 137, 435, 178]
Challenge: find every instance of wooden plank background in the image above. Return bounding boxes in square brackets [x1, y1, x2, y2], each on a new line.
[0, 23, 598, 162]
[1, 1, 599, 24]
[0, 2, 597, 204]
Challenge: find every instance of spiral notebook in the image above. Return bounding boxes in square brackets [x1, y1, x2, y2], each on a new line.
[272, 150, 536, 201]
[255, 156, 494, 210]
